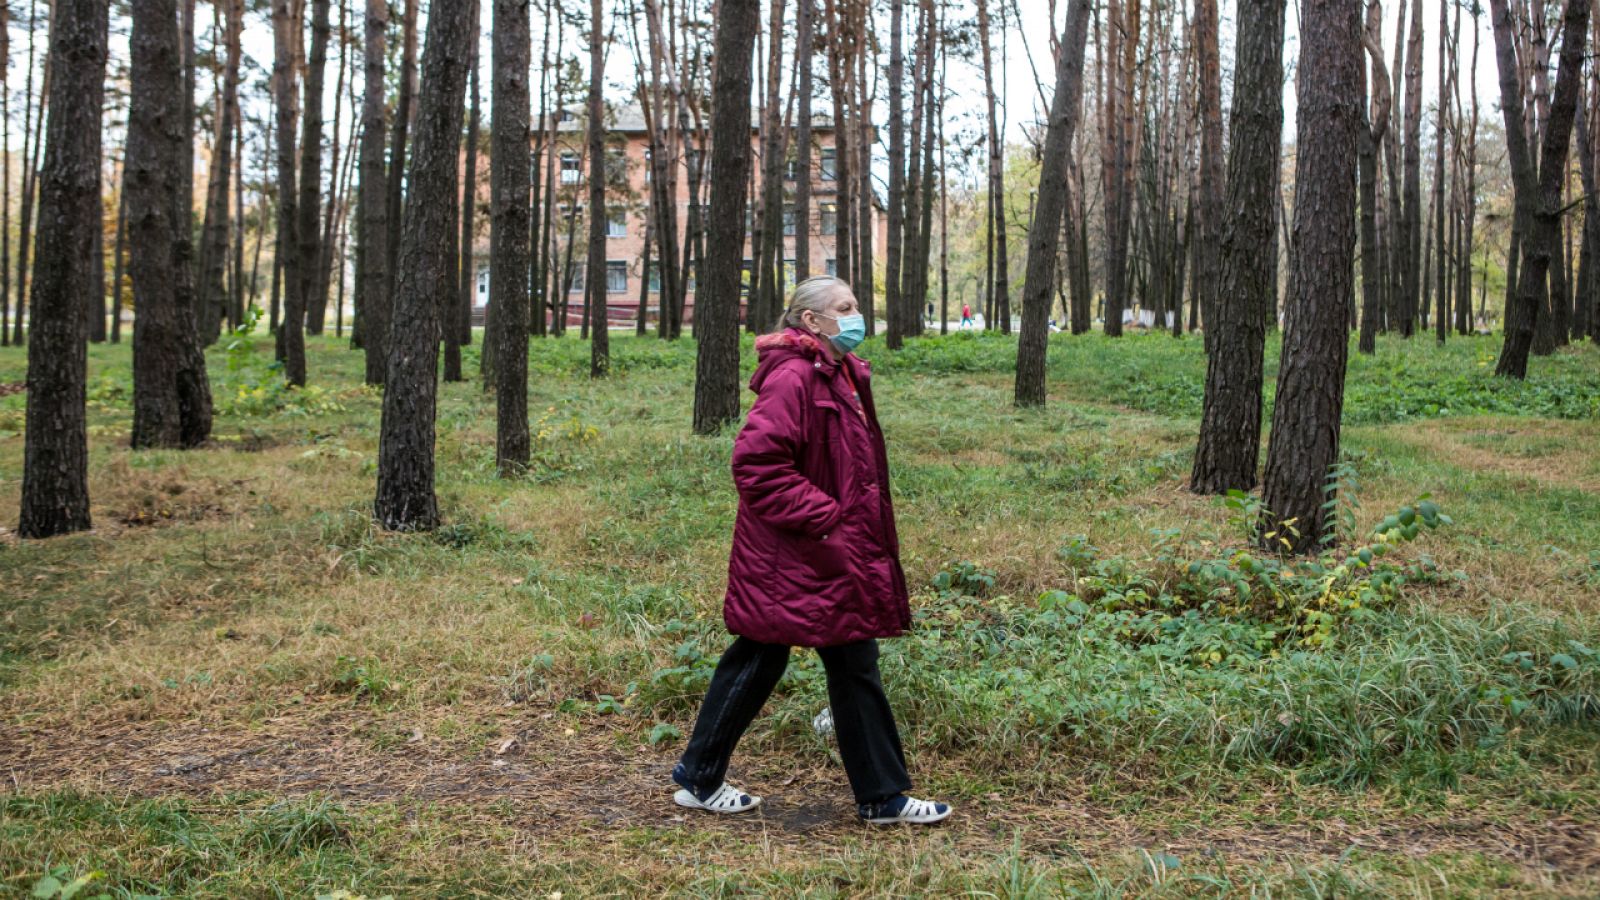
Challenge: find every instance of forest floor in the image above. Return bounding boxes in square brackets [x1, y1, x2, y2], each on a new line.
[2, 330, 1599, 897]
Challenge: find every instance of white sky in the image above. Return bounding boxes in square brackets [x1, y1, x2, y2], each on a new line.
[1, 0, 1509, 187]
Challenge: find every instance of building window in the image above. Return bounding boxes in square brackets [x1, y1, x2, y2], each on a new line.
[740, 259, 753, 298]
[606, 261, 629, 293]
[782, 204, 797, 236]
[647, 262, 661, 293]
[476, 268, 489, 299]
[685, 262, 696, 293]
[820, 146, 837, 181]
[643, 147, 652, 183]
[784, 153, 799, 182]
[607, 207, 627, 238]
[560, 151, 582, 184]
[825, 258, 837, 277]
[566, 261, 585, 293]
[783, 258, 796, 287]
[820, 202, 837, 236]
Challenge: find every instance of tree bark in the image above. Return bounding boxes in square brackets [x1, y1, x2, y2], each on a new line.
[492, 0, 531, 471]
[359, 0, 389, 384]
[1013, 0, 1090, 409]
[1493, 0, 1590, 377]
[129, 0, 214, 450]
[374, 0, 475, 530]
[694, 0, 757, 434]
[19, 0, 106, 538]
[460, 16, 480, 352]
[1194, 0, 1224, 333]
[1398, 0, 1423, 336]
[587, 0, 610, 375]
[1357, 0, 1392, 354]
[197, 0, 241, 346]
[794, 0, 813, 284]
[298, 0, 330, 336]
[884, 0, 906, 347]
[1191, 0, 1286, 494]
[386, 0, 420, 299]
[1259, 0, 1360, 553]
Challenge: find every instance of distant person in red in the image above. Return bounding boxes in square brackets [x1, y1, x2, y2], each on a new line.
[670, 276, 952, 826]
[960, 302, 974, 329]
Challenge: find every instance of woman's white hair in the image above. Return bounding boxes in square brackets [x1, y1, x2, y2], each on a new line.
[780, 276, 853, 330]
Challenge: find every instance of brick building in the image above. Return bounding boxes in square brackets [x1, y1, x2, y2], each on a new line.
[469, 106, 885, 328]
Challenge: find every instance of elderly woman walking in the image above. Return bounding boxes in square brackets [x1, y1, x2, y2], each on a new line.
[670, 276, 951, 826]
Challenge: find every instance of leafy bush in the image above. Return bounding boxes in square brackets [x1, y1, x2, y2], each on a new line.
[881, 501, 1600, 785]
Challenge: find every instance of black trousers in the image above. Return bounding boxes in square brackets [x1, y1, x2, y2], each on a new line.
[676, 637, 912, 806]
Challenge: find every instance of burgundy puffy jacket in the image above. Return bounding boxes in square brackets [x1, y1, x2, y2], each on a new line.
[722, 328, 911, 647]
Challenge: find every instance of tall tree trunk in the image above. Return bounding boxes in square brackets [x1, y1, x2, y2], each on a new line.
[884, 0, 906, 346]
[1260, 0, 1360, 553]
[1493, 0, 1591, 378]
[129, 0, 214, 450]
[111, 184, 128, 343]
[272, 0, 306, 383]
[694, 0, 757, 433]
[492, 0, 530, 471]
[441, 0, 477, 384]
[1357, 0, 1392, 355]
[1398, 0, 1423, 336]
[1432, 0, 1449, 344]
[1191, 0, 1286, 494]
[386, 0, 420, 299]
[19, 0, 106, 538]
[374, 0, 475, 530]
[298, 0, 330, 336]
[1194, 0, 1223, 333]
[460, 16, 480, 351]
[794, 0, 813, 284]
[0, 0, 10, 347]
[1013, 0, 1091, 408]
[197, 0, 242, 346]
[173, 0, 198, 354]
[359, 0, 389, 384]
[13, 0, 49, 346]
[586, 0, 610, 374]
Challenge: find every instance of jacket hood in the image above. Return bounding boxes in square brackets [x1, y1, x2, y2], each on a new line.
[750, 328, 834, 393]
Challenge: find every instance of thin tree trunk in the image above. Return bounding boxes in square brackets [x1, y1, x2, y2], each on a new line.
[1357, 0, 1392, 355]
[587, 0, 610, 375]
[374, 0, 475, 530]
[459, 15, 480, 351]
[19, 0, 106, 538]
[386, 0, 420, 299]
[12, 0, 48, 345]
[1493, 0, 1591, 377]
[492, 0, 530, 471]
[1014, 0, 1090, 408]
[129, 0, 213, 450]
[359, 0, 390, 384]
[1191, 0, 1286, 494]
[694, 0, 758, 433]
[1260, 0, 1361, 553]
[197, 0, 242, 345]
[794, 0, 813, 283]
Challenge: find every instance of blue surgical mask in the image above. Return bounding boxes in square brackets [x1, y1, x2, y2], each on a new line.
[819, 313, 866, 353]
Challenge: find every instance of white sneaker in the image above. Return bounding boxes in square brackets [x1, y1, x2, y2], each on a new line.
[812, 706, 834, 737]
[672, 782, 762, 814]
[860, 795, 953, 825]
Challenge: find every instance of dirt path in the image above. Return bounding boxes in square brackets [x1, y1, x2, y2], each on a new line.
[5, 706, 1597, 881]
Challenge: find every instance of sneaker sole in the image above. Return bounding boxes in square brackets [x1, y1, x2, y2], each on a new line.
[673, 788, 762, 814]
[865, 808, 953, 825]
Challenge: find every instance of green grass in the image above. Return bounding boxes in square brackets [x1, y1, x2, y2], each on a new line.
[1, 329, 1598, 897]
